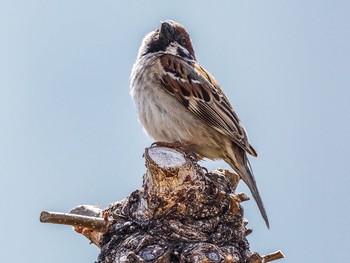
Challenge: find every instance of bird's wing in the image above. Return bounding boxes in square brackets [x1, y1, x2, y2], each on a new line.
[159, 54, 257, 157]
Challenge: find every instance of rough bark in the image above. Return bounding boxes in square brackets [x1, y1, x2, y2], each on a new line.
[40, 146, 284, 263]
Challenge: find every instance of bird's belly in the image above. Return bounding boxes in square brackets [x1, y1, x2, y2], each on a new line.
[132, 85, 224, 159]
[136, 84, 196, 142]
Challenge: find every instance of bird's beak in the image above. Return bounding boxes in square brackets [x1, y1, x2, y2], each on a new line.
[160, 21, 174, 40]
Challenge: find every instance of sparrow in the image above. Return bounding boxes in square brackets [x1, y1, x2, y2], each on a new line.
[130, 20, 269, 228]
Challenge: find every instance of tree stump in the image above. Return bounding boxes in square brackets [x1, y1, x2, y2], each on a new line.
[40, 146, 284, 263]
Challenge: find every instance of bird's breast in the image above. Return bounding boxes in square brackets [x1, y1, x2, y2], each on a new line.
[130, 57, 225, 159]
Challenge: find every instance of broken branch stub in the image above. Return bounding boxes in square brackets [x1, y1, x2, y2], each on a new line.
[96, 146, 283, 262]
[40, 205, 109, 247]
[40, 146, 284, 262]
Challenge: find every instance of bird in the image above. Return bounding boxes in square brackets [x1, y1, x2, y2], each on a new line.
[130, 20, 269, 228]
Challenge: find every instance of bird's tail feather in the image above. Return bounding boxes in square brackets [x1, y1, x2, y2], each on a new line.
[226, 152, 270, 228]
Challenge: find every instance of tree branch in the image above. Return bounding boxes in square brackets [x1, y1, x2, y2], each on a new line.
[40, 211, 108, 232]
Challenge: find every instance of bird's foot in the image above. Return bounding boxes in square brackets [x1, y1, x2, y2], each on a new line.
[151, 141, 187, 149]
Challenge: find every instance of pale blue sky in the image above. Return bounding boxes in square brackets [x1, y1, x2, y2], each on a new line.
[1, 1, 349, 262]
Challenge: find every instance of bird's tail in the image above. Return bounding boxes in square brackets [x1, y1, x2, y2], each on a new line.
[225, 150, 269, 228]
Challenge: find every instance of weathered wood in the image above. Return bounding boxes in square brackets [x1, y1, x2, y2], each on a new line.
[40, 205, 109, 247]
[96, 146, 283, 262]
[40, 146, 284, 262]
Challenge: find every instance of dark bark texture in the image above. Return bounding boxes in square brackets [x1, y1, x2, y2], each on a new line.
[93, 146, 281, 263]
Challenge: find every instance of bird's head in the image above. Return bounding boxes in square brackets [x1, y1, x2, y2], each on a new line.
[138, 20, 196, 61]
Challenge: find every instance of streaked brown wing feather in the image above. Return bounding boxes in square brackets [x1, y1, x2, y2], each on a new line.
[159, 54, 257, 157]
